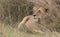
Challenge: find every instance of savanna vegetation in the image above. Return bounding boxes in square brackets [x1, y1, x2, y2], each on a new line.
[0, 0, 60, 37]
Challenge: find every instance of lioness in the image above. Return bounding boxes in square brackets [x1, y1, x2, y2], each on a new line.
[18, 3, 53, 33]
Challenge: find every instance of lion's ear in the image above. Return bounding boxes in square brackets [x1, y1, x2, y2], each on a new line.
[45, 8, 48, 12]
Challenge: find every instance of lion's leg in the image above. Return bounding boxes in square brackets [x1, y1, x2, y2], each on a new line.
[18, 16, 31, 29]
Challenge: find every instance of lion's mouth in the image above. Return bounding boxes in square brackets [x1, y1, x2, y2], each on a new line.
[33, 17, 41, 24]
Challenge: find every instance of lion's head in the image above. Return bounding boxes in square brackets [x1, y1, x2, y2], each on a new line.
[32, 5, 49, 20]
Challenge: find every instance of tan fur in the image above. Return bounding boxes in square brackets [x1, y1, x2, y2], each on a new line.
[18, 6, 50, 33]
[18, 15, 44, 33]
[18, 15, 31, 29]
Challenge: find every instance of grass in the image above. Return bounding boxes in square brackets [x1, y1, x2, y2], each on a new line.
[0, 24, 60, 37]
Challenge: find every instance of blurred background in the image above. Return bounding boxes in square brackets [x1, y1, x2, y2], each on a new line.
[0, 0, 34, 27]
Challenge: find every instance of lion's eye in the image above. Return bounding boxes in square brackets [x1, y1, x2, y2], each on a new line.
[38, 10, 40, 12]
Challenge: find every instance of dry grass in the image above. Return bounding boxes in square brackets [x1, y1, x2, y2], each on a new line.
[0, 0, 60, 37]
[0, 23, 60, 37]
